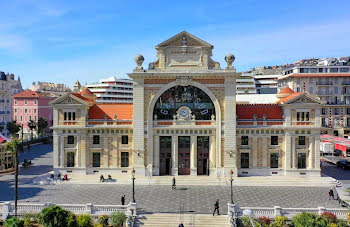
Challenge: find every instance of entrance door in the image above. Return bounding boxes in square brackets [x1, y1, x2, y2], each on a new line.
[160, 136, 172, 175]
[197, 136, 209, 175]
[92, 152, 100, 167]
[298, 153, 306, 169]
[178, 136, 190, 175]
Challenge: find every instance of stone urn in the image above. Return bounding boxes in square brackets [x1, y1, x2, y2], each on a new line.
[134, 54, 144, 69]
[225, 53, 235, 69]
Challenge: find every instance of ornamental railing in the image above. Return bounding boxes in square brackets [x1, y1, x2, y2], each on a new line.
[0, 202, 137, 220]
[228, 204, 349, 222]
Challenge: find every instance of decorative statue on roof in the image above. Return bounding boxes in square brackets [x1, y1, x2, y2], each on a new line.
[225, 53, 235, 69]
[134, 54, 144, 70]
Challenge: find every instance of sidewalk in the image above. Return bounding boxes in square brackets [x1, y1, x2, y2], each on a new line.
[54, 174, 336, 187]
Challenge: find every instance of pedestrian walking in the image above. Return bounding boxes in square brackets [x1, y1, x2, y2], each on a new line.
[328, 188, 334, 200]
[172, 176, 176, 190]
[213, 199, 220, 216]
[179, 223, 184, 227]
[121, 195, 125, 205]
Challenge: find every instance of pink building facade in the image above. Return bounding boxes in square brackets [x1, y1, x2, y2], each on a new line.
[12, 91, 55, 138]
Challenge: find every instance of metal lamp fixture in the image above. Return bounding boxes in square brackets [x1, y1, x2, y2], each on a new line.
[131, 168, 136, 203]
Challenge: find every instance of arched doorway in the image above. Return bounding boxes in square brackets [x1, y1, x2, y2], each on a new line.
[152, 84, 217, 175]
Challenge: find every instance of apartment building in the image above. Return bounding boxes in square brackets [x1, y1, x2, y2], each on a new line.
[278, 57, 350, 137]
[0, 72, 23, 137]
[12, 91, 55, 138]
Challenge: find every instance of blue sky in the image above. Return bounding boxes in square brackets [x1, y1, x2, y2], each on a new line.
[1, 0, 350, 89]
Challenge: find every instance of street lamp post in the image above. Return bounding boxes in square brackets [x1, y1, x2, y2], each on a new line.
[131, 168, 136, 203]
[229, 169, 234, 204]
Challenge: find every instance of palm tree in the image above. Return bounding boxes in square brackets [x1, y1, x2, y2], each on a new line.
[5, 138, 21, 216]
[27, 120, 37, 140]
[37, 117, 48, 137]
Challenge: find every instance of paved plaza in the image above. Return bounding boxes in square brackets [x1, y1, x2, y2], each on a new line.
[0, 144, 346, 214]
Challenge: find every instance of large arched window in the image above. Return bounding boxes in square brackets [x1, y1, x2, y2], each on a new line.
[153, 85, 215, 120]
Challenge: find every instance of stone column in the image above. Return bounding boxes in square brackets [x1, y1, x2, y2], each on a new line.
[262, 137, 268, 167]
[309, 136, 315, 169]
[252, 137, 258, 167]
[60, 136, 64, 168]
[132, 78, 145, 174]
[112, 137, 118, 167]
[76, 135, 80, 167]
[209, 136, 216, 170]
[224, 76, 237, 176]
[284, 133, 292, 170]
[190, 135, 197, 176]
[103, 136, 109, 168]
[171, 135, 178, 175]
[153, 135, 160, 175]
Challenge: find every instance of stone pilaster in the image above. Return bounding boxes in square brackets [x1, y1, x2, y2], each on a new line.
[262, 137, 267, 167]
[76, 135, 80, 167]
[314, 133, 321, 170]
[309, 136, 315, 169]
[252, 137, 258, 167]
[103, 136, 108, 168]
[209, 136, 216, 169]
[224, 76, 237, 175]
[292, 136, 297, 169]
[190, 135, 197, 175]
[60, 136, 64, 168]
[53, 132, 59, 169]
[284, 133, 292, 170]
[80, 134, 87, 168]
[132, 78, 145, 171]
[53, 109, 58, 126]
[153, 135, 160, 175]
[171, 135, 178, 175]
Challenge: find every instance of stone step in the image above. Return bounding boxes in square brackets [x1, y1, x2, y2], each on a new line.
[135, 213, 230, 227]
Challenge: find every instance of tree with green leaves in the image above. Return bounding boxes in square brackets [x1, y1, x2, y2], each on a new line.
[5, 138, 21, 216]
[27, 120, 37, 140]
[0, 125, 4, 133]
[37, 117, 48, 137]
[6, 121, 21, 138]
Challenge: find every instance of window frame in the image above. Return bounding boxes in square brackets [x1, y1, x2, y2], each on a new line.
[121, 135, 128, 145]
[240, 153, 249, 168]
[67, 135, 75, 144]
[93, 135, 100, 145]
[241, 136, 249, 146]
[121, 152, 129, 167]
[270, 153, 279, 168]
[298, 136, 306, 146]
[271, 136, 278, 146]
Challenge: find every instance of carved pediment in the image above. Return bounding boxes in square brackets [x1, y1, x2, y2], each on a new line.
[50, 94, 88, 106]
[156, 31, 212, 48]
[284, 92, 325, 105]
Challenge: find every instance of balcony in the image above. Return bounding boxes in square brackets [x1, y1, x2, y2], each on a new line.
[316, 82, 333, 86]
[316, 92, 333, 96]
[342, 82, 350, 86]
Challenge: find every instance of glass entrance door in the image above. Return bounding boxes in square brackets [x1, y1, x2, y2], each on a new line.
[197, 136, 209, 175]
[178, 136, 190, 175]
[159, 136, 172, 175]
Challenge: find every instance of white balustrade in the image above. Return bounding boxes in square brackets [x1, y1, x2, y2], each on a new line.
[0, 202, 136, 219]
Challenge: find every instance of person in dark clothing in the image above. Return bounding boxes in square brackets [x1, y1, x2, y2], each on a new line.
[100, 175, 105, 182]
[121, 195, 125, 205]
[329, 188, 334, 200]
[179, 223, 184, 227]
[213, 199, 220, 216]
[172, 177, 176, 190]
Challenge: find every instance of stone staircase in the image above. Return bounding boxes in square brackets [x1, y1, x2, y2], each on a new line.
[134, 213, 230, 227]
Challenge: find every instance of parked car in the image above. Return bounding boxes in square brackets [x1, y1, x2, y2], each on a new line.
[336, 160, 350, 169]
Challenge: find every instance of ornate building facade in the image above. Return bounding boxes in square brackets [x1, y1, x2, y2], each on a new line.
[51, 31, 323, 177]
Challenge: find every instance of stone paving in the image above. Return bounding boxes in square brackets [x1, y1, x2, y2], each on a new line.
[0, 144, 344, 214]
